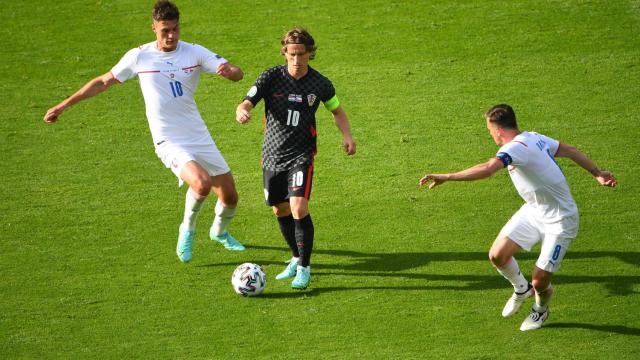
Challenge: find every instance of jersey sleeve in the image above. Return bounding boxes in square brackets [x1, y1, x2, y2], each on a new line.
[320, 78, 339, 111]
[496, 140, 529, 167]
[195, 44, 228, 74]
[244, 69, 272, 105]
[110, 48, 140, 83]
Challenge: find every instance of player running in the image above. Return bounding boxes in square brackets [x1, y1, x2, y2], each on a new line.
[236, 28, 356, 289]
[43, 0, 246, 263]
[419, 104, 616, 331]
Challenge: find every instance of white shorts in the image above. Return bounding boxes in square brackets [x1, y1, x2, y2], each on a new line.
[499, 204, 579, 273]
[155, 141, 230, 187]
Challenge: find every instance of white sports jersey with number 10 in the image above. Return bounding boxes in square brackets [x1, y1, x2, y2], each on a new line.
[496, 131, 578, 223]
[110, 41, 227, 147]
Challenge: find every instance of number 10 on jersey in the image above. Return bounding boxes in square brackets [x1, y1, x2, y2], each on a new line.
[286, 109, 300, 126]
[170, 81, 183, 97]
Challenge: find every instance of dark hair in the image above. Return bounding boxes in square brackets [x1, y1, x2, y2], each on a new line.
[485, 104, 518, 129]
[280, 27, 317, 60]
[153, 0, 179, 22]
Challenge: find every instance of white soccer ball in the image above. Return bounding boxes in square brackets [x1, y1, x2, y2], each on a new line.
[231, 263, 266, 296]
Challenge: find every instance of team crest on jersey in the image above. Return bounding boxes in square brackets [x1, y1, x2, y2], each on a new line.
[288, 94, 303, 103]
[307, 94, 317, 107]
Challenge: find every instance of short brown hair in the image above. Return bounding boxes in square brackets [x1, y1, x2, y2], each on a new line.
[485, 104, 518, 130]
[281, 27, 317, 59]
[153, 0, 179, 22]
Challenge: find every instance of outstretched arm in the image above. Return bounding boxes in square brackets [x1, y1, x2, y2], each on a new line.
[236, 100, 254, 124]
[331, 106, 356, 155]
[216, 62, 243, 82]
[555, 143, 617, 187]
[419, 157, 504, 189]
[43, 72, 118, 123]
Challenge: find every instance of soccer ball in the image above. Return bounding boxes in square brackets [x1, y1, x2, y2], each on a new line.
[231, 263, 266, 296]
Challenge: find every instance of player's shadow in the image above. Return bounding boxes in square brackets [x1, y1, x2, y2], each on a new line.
[222, 246, 640, 336]
[205, 245, 640, 297]
[546, 323, 640, 336]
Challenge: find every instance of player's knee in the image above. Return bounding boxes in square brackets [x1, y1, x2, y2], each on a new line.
[531, 279, 547, 293]
[221, 189, 238, 207]
[191, 176, 213, 197]
[531, 273, 552, 292]
[488, 250, 508, 268]
[289, 198, 309, 219]
[291, 207, 309, 219]
[272, 204, 291, 217]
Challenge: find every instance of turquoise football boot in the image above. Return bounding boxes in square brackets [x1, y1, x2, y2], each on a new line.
[210, 230, 245, 251]
[275, 259, 299, 280]
[176, 225, 194, 263]
[291, 266, 310, 290]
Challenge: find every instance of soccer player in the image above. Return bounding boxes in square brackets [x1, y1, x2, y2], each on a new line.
[419, 104, 617, 331]
[43, 0, 246, 263]
[235, 28, 356, 289]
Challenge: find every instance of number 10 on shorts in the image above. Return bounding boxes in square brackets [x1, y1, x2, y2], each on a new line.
[291, 171, 304, 187]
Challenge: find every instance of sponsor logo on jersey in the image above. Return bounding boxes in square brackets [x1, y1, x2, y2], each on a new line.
[273, 92, 285, 97]
[288, 94, 303, 103]
[307, 94, 317, 107]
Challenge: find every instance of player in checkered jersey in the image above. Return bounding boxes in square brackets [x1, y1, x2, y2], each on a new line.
[420, 104, 617, 331]
[236, 28, 357, 289]
[43, 1, 246, 263]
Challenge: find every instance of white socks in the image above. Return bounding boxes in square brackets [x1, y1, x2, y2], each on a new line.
[182, 188, 206, 231]
[496, 257, 529, 293]
[534, 284, 554, 312]
[210, 200, 236, 237]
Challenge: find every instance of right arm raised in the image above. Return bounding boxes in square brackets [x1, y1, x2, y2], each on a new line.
[44, 72, 119, 123]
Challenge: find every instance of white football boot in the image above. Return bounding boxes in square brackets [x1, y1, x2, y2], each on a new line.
[520, 308, 549, 331]
[502, 284, 534, 317]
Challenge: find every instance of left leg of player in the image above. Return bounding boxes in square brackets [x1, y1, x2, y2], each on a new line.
[209, 171, 244, 251]
[290, 196, 313, 290]
[288, 163, 314, 289]
[521, 229, 575, 331]
[520, 267, 553, 331]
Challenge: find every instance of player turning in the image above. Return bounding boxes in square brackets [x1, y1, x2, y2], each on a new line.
[236, 28, 356, 289]
[43, 1, 246, 263]
[420, 104, 616, 331]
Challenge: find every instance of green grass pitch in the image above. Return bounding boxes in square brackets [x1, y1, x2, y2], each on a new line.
[2, 0, 639, 358]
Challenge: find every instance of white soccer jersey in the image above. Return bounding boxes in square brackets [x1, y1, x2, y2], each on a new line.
[110, 41, 227, 147]
[496, 131, 578, 223]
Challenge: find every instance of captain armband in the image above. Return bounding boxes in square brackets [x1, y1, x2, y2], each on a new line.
[496, 152, 513, 167]
[323, 95, 340, 112]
